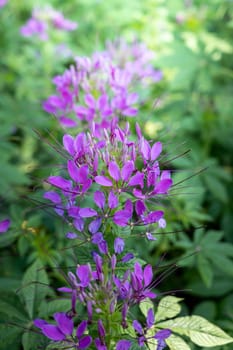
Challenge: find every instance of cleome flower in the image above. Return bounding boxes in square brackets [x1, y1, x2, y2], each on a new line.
[34, 313, 92, 349]
[43, 39, 162, 130]
[44, 122, 172, 241]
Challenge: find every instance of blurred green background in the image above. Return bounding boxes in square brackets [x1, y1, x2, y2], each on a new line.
[0, 0, 232, 349]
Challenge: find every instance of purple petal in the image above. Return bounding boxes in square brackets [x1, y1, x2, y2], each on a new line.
[133, 320, 143, 335]
[154, 179, 173, 194]
[41, 325, 65, 341]
[97, 320, 106, 338]
[63, 134, 75, 155]
[147, 308, 155, 329]
[124, 199, 133, 215]
[132, 191, 145, 202]
[67, 160, 80, 182]
[135, 200, 146, 216]
[113, 210, 131, 227]
[98, 240, 108, 254]
[114, 237, 125, 254]
[92, 232, 104, 244]
[95, 176, 113, 187]
[59, 116, 77, 128]
[128, 172, 144, 188]
[121, 160, 134, 182]
[79, 208, 97, 218]
[79, 335, 92, 349]
[54, 312, 73, 336]
[73, 217, 84, 232]
[57, 287, 72, 293]
[144, 265, 153, 287]
[88, 218, 102, 234]
[43, 191, 61, 203]
[151, 141, 162, 161]
[85, 93, 96, 108]
[0, 219, 10, 233]
[154, 329, 171, 340]
[134, 262, 143, 281]
[47, 176, 72, 191]
[116, 340, 131, 350]
[121, 253, 134, 262]
[108, 191, 118, 209]
[76, 320, 87, 338]
[78, 165, 89, 184]
[66, 232, 78, 239]
[161, 170, 171, 180]
[108, 161, 121, 181]
[140, 138, 151, 160]
[143, 211, 164, 224]
[94, 191, 105, 209]
[76, 265, 91, 287]
[122, 107, 138, 117]
[34, 319, 47, 329]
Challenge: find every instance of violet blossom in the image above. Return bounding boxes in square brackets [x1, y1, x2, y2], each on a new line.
[0, 219, 10, 233]
[44, 122, 172, 242]
[34, 313, 92, 349]
[43, 39, 162, 130]
[20, 5, 77, 40]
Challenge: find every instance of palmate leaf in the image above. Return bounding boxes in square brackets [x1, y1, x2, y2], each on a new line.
[156, 316, 233, 347]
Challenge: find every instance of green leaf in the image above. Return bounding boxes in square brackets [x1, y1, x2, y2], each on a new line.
[0, 323, 22, 350]
[0, 300, 28, 322]
[197, 253, 213, 287]
[155, 296, 183, 322]
[209, 254, 233, 277]
[139, 298, 154, 318]
[166, 334, 191, 350]
[22, 331, 48, 350]
[21, 259, 49, 319]
[156, 316, 233, 347]
[0, 278, 21, 292]
[38, 299, 72, 318]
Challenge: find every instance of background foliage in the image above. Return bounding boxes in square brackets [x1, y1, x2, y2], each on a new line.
[0, 0, 232, 349]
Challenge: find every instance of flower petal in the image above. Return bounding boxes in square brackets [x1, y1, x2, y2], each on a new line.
[108, 161, 121, 181]
[41, 325, 65, 341]
[95, 176, 113, 187]
[54, 312, 73, 336]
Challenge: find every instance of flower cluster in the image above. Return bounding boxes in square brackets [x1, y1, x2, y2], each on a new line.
[33, 26, 172, 349]
[44, 121, 172, 244]
[20, 5, 77, 40]
[35, 250, 170, 349]
[43, 39, 162, 130]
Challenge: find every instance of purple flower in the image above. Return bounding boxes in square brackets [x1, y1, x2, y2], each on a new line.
[116, 340, 131, 350]
[34, 312, 73, 341]
[130, 262, 157, 302]
[114, 237, 125, 254]
[0, 219, 10, 233]
[76, 320, 92, 349]
[155, 329, 171, 350]
[20, 18, 48, 40]
[34, 314, 92, 349]
[20, 6, 77, 41]
[0, 0, 8, 8]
